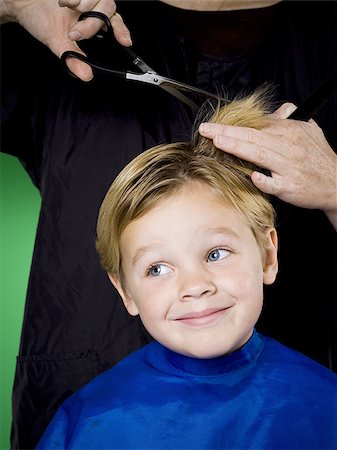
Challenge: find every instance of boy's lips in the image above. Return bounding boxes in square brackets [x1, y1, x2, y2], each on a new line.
[174, 306, 232, 326]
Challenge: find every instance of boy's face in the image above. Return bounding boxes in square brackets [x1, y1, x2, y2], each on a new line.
[110, 182, 278, 359]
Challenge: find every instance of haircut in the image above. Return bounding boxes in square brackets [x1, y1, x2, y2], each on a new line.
[96, 91, 276, 279]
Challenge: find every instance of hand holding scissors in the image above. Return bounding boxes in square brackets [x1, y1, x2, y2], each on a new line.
[1, 0, 131, 81]
[61, 11, 225, 110]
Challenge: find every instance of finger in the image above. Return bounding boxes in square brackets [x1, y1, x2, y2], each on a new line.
[59, 0, 99, 11]
[68, 16, 108, 41]
[54, 38, 93, 81]
[212, 134, 282, 170]
[199, 123, 265, 145]
[251, 171, 283, 196]
[199, 122, 286, 156]
[67, 0, 114, 40]
[66, 53, 94, 81]
[67, 1, 132, 46]
[270, 102, 297, 119]
[68, 12, 132, 45]
[110, 12, 132, 47]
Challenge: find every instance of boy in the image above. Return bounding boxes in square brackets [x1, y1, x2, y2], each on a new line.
[37, 93, 336, 449]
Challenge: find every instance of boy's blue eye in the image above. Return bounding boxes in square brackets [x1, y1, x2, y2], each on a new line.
[207, 248, 230, 262]
[147, 264, 172, 277]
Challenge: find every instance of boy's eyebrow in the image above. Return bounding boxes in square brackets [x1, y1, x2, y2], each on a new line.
[132, 244, 161, 266]
[208, 226, 241, 240]
[132, 227, 240, 266]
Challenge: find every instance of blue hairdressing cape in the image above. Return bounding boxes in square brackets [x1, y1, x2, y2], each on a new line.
[37, 331, 336, 449]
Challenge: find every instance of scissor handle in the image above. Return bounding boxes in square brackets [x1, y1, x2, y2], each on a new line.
[78, 12, 156, 73]
[78, 11, 113, 33]
[61, 11, 127, 78]
[61, 11, 155, 79]
[61, 50, 126, 78]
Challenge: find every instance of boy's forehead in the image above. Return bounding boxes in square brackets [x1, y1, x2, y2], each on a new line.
[129, 181, 241, 226]
[120, 183, 255, 256]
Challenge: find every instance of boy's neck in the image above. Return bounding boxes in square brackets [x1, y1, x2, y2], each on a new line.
[162, 330, 263, 376]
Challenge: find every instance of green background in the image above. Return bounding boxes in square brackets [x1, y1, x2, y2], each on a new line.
[0, 153, 41, 450]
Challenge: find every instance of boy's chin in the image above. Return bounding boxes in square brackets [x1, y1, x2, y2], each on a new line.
[165, 330, 255, 359]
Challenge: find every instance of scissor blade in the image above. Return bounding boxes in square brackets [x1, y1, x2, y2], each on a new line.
[126, 72, 197, 108]
[125, 72, 225, 109]
[160, 85, 199, 110]
[160, 78, 225, 103]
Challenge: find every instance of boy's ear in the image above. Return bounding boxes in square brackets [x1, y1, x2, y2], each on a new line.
[263, 228, 278, 285]
[107, 273, 139, 317]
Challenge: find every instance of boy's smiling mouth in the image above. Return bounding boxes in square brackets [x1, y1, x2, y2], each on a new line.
[174, 307, 233, 326]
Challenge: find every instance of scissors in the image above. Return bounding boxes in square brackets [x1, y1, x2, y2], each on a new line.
[61, 11, 337, 120]
[61, 11, 225, 111]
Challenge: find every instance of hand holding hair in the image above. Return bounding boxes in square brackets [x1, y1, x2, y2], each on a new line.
[0, 0, 131, 81]
[199, 102, 337, 230]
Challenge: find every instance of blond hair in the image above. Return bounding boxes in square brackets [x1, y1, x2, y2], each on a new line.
[96, 91, 275, 278]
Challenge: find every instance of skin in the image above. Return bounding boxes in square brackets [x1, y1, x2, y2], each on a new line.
[110, 182, 278, 359]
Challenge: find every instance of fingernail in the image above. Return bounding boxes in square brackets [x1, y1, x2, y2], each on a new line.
[199, 123, 211, 134]
[68, 30, 82, 41]
[254, 172, 262, 181]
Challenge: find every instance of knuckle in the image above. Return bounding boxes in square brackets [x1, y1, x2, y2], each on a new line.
[78, 20, 100, 34]
[266, 178, 282, 195]
[111, 12, 123, 24]
[270, 179, 280, 194]
[286, 120, 298, 131]
[212, 125, 228, 138]
[229, 138, 240, 152]
[247, 128, 260, 144]
[216, 125, 228, 137]
[256, 146, 268, 164]
[101, 0, 117, 15]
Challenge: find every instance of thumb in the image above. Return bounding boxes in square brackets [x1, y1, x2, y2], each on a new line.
[270, 102, 297, 119]
[251, 171, 283, 196]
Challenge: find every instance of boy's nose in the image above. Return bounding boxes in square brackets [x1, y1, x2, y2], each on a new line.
[178, 269, 217, 302]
